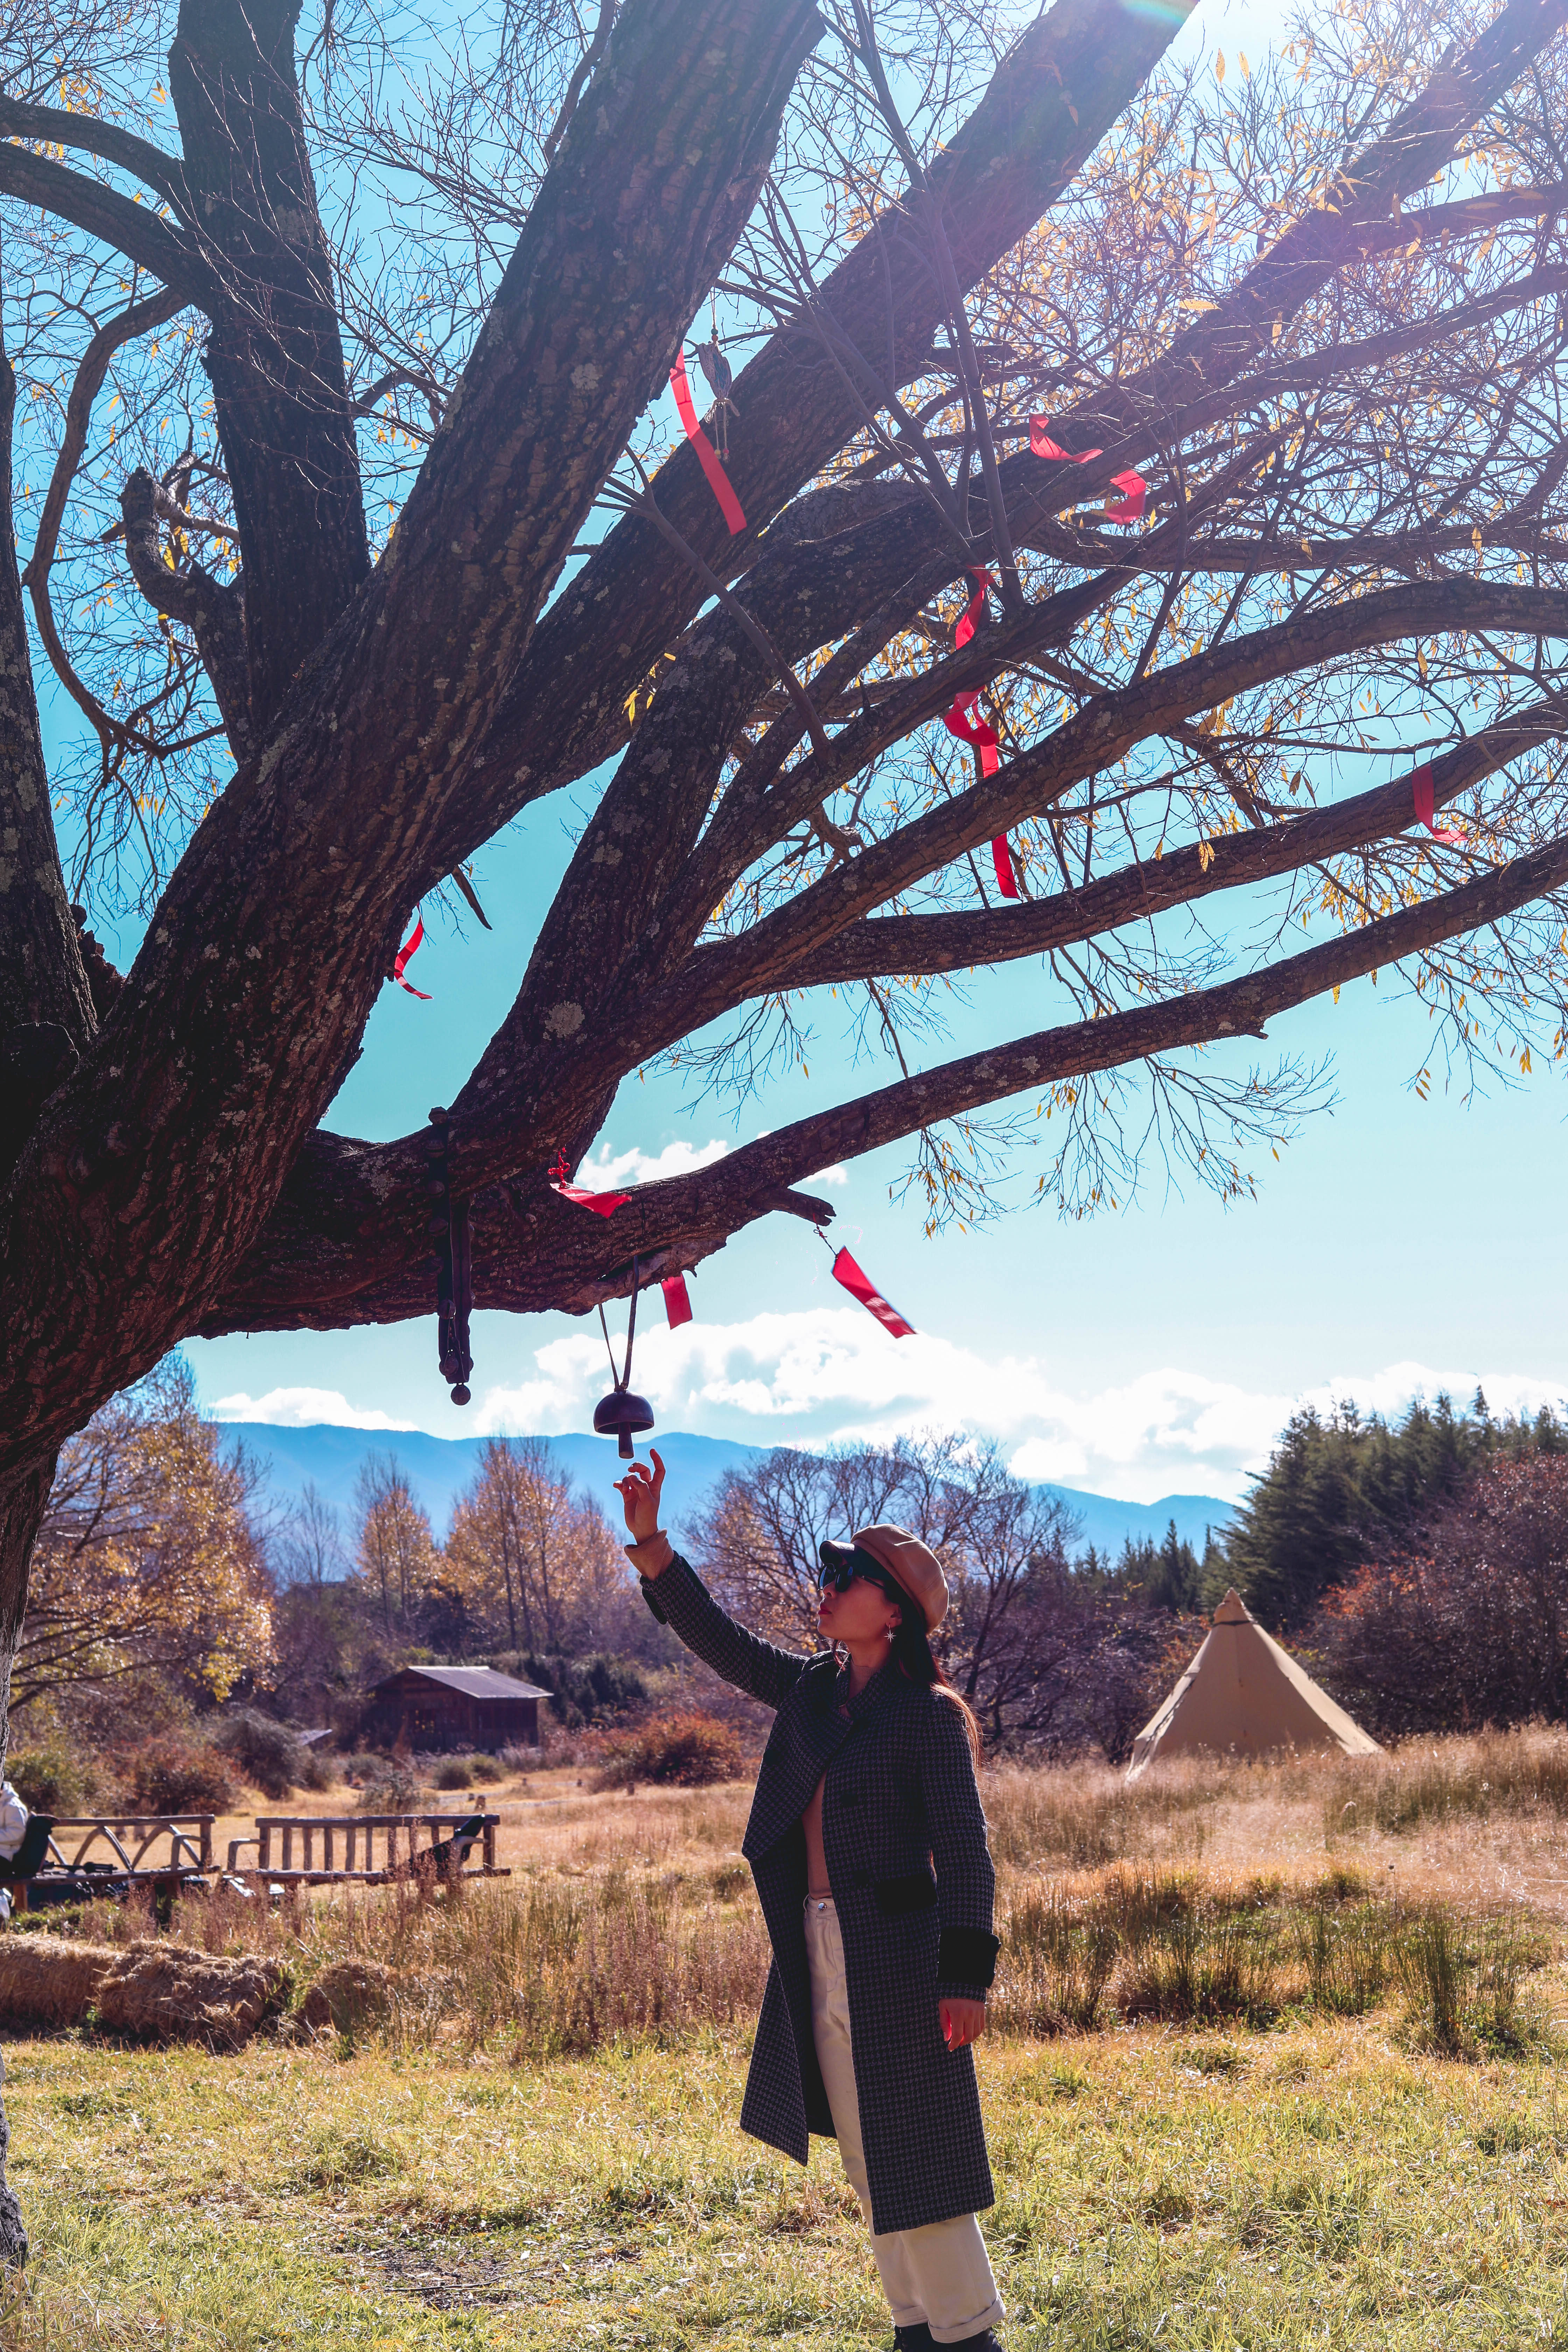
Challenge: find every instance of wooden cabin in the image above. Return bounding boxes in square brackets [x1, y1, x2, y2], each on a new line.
[365, 1664, 550, 1752]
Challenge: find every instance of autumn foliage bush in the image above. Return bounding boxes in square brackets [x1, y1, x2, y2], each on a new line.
[5, 1743, 97, 1815]
[123, 1734, 238, 1814]
[593, 1711, 746, 1790]
[1308, 1455, 1568, 1736]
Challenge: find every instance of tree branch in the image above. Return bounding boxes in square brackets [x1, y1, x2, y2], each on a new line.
[198, 825, 1568, 1332]
[432, 0, 1201, 863]
[0, 345, 93, 1049]
[0, 97, 191, 215]
[0, 144, 204, 298]
[760, 707, 1564, 988]
[118, 468, 251, 755]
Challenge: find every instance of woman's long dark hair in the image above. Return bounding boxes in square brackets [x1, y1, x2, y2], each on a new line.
[887, 1604, 983, 1768]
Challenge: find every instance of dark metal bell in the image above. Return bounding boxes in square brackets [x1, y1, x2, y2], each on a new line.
[594, 1388, 655, 1460]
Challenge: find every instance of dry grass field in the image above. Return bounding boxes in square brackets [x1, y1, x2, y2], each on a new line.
[7, 1729, 1568, 2350]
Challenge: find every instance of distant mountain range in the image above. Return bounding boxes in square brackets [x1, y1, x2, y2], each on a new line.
[223, 1420, 1237, 1565]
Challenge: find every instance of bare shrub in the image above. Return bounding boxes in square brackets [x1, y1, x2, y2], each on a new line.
[209, 1708, 314, 1799]
[593, 1712, 746, 1790]
[121, 1734, 237, 1814]
[355, 1758, 424, 1811]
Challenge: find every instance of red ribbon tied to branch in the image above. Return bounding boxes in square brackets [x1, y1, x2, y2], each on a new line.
[548, 1152, 630, 1217]
[391, 914, 432, 999]
[1029, 416, 1146, 524]
[1411, 762, 1464, 845]
[671, 349, 747, 536]
[954, 567, 996, 649]
[661, 1274, 693, 1329]
[943, 688, 1000, 778]
[941, 690, 1018, 897]
[832, 1246, 916, 1338]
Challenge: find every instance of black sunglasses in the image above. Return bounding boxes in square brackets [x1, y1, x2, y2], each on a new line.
[818, 1541, 904, 1602]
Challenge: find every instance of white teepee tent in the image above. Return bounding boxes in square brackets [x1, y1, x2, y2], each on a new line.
[1125, 1588, 1379, 1779]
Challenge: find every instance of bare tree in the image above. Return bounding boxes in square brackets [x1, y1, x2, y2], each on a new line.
[278, 1478, 346, 1590]
[7, 0, 1568, 2245]
[692, 1431, 1101, 1746]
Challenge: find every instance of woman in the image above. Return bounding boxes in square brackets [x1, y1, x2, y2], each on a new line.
[616, 1449, 1005, 2352]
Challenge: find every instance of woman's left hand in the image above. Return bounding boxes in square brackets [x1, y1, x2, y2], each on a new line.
[940, 1997, 986, 2050]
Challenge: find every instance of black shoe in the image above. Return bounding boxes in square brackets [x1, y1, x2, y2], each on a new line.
[893, 2330, 935, 2351]
[946, 2335, 1003, 2350]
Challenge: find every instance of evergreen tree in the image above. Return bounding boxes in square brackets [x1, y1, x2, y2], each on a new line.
[1219, 1394, 1568, 1630]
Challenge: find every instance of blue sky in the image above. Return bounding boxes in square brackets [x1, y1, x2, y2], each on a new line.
[45, 0, 1568, 1507]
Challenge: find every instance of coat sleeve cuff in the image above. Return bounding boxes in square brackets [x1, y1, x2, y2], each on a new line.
[937, 1926, 999, 1994]
[625, 1531, 674, 1576]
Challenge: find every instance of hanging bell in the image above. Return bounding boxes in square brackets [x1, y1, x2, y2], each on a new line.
[594, 1253, 655, 1457]
[593, 1387, 656, 1460]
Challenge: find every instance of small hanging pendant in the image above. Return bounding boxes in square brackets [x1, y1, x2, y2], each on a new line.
[592, 1254, 655, 1458]
[426, 1107, 473, 1405]
[694, 337, 738, 459]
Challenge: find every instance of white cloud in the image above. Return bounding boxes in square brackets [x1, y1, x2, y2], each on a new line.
[578, 1136, 729, 1190]
[210, 1386, 416, 1432]
[472, 1321, 1568, 1507]
[233, 1324, 1567, 1510]
[1298, 1360, 1566, 1427]
[807, 1163, 850, 1188]
[471, 1309, 1292, 1503]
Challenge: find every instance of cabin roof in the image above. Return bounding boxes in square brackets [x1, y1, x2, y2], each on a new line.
[373, 1664, 551, 1702]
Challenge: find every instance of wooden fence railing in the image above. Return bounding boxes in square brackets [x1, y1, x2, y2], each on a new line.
[42, 1817, 214, 1877]
[226, 1813, 504, 1884]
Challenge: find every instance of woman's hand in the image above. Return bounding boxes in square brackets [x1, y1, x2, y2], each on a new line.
[940, 1996, 986, 2051]
[614, 1448, 666, 1543]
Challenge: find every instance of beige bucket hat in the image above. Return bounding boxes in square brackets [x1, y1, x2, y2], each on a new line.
[820, 1521, 948, 1632]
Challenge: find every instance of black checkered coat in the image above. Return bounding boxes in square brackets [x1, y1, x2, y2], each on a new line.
[640, 1549, 999, 2235]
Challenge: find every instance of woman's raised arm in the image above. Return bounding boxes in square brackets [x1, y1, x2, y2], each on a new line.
[616, 1452, 813, 1713]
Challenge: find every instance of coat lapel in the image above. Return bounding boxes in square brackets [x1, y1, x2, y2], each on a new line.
[740, 1655, 900, 1862]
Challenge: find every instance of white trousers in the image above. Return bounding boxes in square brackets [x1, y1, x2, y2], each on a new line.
[804, 1897, 1004, 2346]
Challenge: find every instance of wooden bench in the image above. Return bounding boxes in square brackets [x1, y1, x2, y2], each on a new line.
[226, 1813, 506, 1885]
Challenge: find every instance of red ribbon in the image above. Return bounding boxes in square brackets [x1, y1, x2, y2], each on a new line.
[940, 692, 1018, 897]
[671, 350, 747, 536]
[1029, 416, 1146, 524]
[391, 914, 432, 999]
[944, 688, 999, 778]
[832, 1246, 916, 1338]
[954, 567, 995, 649]
[662, 1273, 693, 1329]
[1411, 762, 1463, 845]
[548, 1152, 629, 1217]
[992, 836, 1021, 900]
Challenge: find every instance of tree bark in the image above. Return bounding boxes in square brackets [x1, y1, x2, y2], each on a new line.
[170, 0, 371, 731]
[0, 349, 92, 1047]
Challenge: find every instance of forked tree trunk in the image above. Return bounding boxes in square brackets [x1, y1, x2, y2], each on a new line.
[0, 1455, 51, 2268]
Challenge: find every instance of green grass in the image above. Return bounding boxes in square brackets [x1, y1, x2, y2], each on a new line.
[9, 2014, 1568, 2349]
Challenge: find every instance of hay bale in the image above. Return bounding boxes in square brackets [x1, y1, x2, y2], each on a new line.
[95, 1940, 290, 2050]
[300, 1958, 399, 2035]
[0, 1935, 114, 2028]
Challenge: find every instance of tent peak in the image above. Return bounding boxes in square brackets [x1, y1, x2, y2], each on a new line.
[1212, 1588, 1252, 1624]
